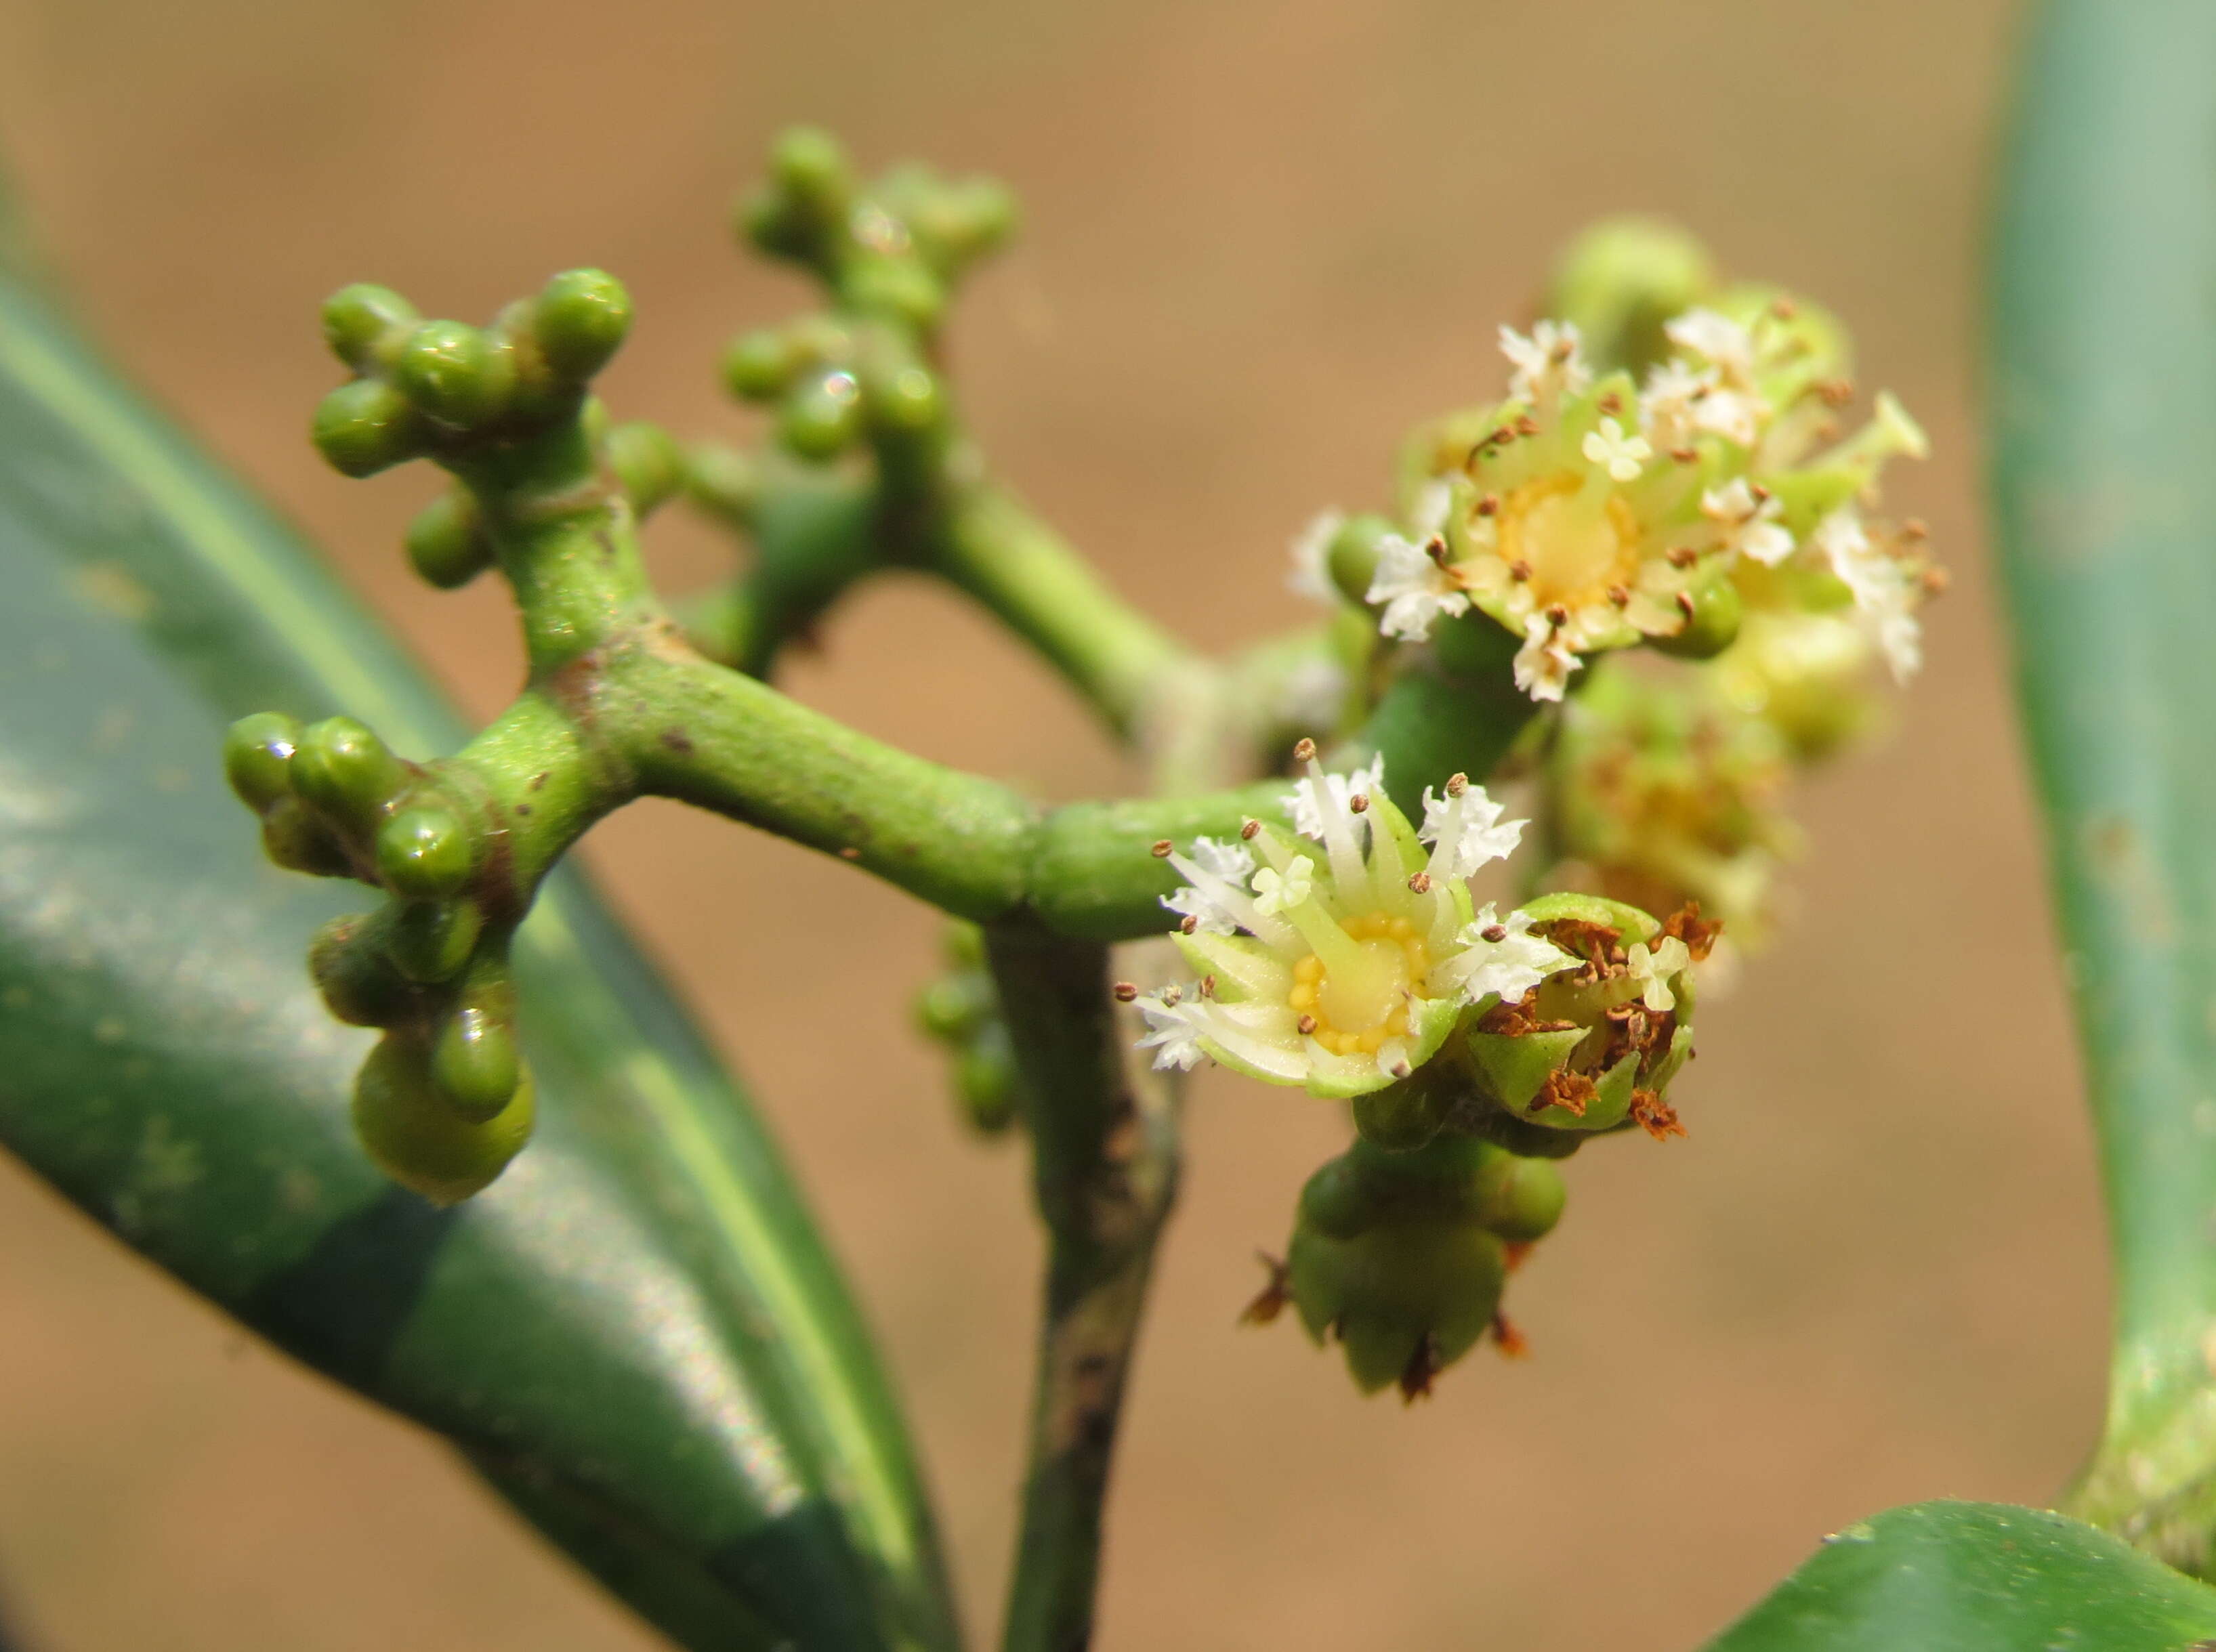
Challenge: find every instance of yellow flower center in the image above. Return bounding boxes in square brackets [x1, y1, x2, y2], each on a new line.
[1497, 473, 1644, 610]
[1285, 912, 1430, 1057]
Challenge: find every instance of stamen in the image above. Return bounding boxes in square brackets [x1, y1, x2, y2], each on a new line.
[1112, 981, 1139, 1002]
[1482, 923, 1507, 942]
[1293, 737, 1318, 762]
[1180, 914, 1198, 935]
[1240, 818, 1262, 840]
[1151, 839, 1173, 858]
[1350, 794, 1370, 813]
[1476, 492, 1500, 516]
[1445, 773, 1468, 796]
[1408, 872, 1432, 893]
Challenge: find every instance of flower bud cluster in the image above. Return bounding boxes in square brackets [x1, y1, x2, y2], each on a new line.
[1255, 1135, 1566, 1397]
[719, 128, 1013, 473]
[223, 712, 532, 1203]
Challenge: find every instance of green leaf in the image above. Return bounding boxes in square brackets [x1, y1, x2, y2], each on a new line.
[1707, 1502, 2216, 1651]
[1989, 0, 2216, 1571]
[0, 227, 955, 1645]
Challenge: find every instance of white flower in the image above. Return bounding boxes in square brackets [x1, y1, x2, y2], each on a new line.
[1581, 416, 1651, 483]
[1701, 478, 1794, 567]
[1499, 319, 1591, 404]
[1513, 614, 1582, 702]
[1640, 358, 1715, 449]
[1161, 836, 1256, 935]
[1251, 856, 1315, 916]
[1285, 751, 1386, 843]
[1287, 511, 1343, 603]
[1136, 988, 1210, 1071]
[1366, 532, 1469, 641]
[1431, 904, 1573, 1006]
[1626, 935, 1693, 1013]
[1815, 509, 1922, 683]
[1418, 776, 1524, 881]
[1138, 753, 1571, 1097]
[1692, 387, 1767, 448]
[1666, 309, 1757, 384]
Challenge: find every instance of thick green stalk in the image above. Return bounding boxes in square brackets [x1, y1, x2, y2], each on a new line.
[984, 925, 1179, 1652]
[1990, 0, 2216, 1573]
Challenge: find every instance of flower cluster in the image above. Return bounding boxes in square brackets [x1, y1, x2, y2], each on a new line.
[1131, 746, 1572, 1098]
[1314, 299, 1934, 702]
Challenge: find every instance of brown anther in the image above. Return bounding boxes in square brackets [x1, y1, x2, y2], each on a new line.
[1476, 492, 1501, 517]
[1630, 1088, 1688, 1141]
[1815, 418, 1841, 442]
[1391, 1059, 1413, 1079]
[1349, 794, 1370, 815]
[839, 846, 862, 860]
[1446, 771, 1469, 796]
[1548, 335, 1574, 362]
[1533, 1067, 1596, 1118]
[1179, 914, 1199, 935]
[1425, 534, 1450, 565]
[1515, 413, 1541, 437]
[1749, 482, 1772, 503]
[1240, 1252, 1291, 1326]
[1597, 391, 1623, 415]
[1508, 558, 1533, 582]
[1770, 295, 1797, 319]
[1660, 902, 1722, 960]
[1491, 1311, 1530, 1360]
[1408, 872, 1434, 894]
[1920, 567, 1952, 597]
[1671, 445, 1699, 464]
[1817, 377, 1855, 407]
[1293, 737, 1318, 762]
[1490, 424, 1515, 447]
[1150, 839, 1173, 858]
[1296, 1013, 1318, 1035]
[1482, 923, 1508, 942]
[1112, 981, 1140, 1003]
[1240, 818, 1262, 840]
[1675, 591, 1698, 620]
[1606, 583, 1630, 608]
[1545, 603, 1569, 625]
[1667, 545, 1700, 569]
[1902, 517, 1930, 540]
[1201, 974, 1217, 998]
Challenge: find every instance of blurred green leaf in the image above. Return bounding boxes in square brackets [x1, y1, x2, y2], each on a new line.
[1989, 0, 2216, 1572]
[0, 216, 956, 1646]
[1708, 1502, 2216, 1651]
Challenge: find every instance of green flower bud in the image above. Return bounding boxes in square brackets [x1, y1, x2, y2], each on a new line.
[780, 370, 864, 460]
[861, 353, 944, 436]
[431, 1002, 524, 1123]
[291, 715, 404, 828]
[1350, 1060, 1455, 1152]
[722, 329, 795, 402]
[307, 914, 417, 1028]
[843, 254, 945, 331]
[532, 268, 631, 382]
[1326, 514, 1400, 608]
[770, 126, 854, 221]
[403, 490, 493, 590]
[376, 806, 474, 900]
[312, 377, 424, 478]
[321, 282, 418, 372]
[1471, 1150, 1566, 1242]
[393, 320, 514, 430]
[915, 974, 988, 1043]
[353, 1034, 535, 1205]
[954, 1022, 1021, 1135]
[680, 442, 759, 527]
[259, 797, 352, 878]
[222, 711, 301, 811]
[607, 421, 683, 515]
[1649, 573, 1742, 660]
[383, 897, 483, 985]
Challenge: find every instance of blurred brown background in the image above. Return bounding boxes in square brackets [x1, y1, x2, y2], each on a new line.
[0, 1, 2086, 1647]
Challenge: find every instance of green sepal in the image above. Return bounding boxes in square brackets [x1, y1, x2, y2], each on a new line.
[1468, 1025, 1587, 1112]
[353, 1031, 536, 1206]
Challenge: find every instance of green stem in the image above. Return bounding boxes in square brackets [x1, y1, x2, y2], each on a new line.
[984, 923, 1179, 1652]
